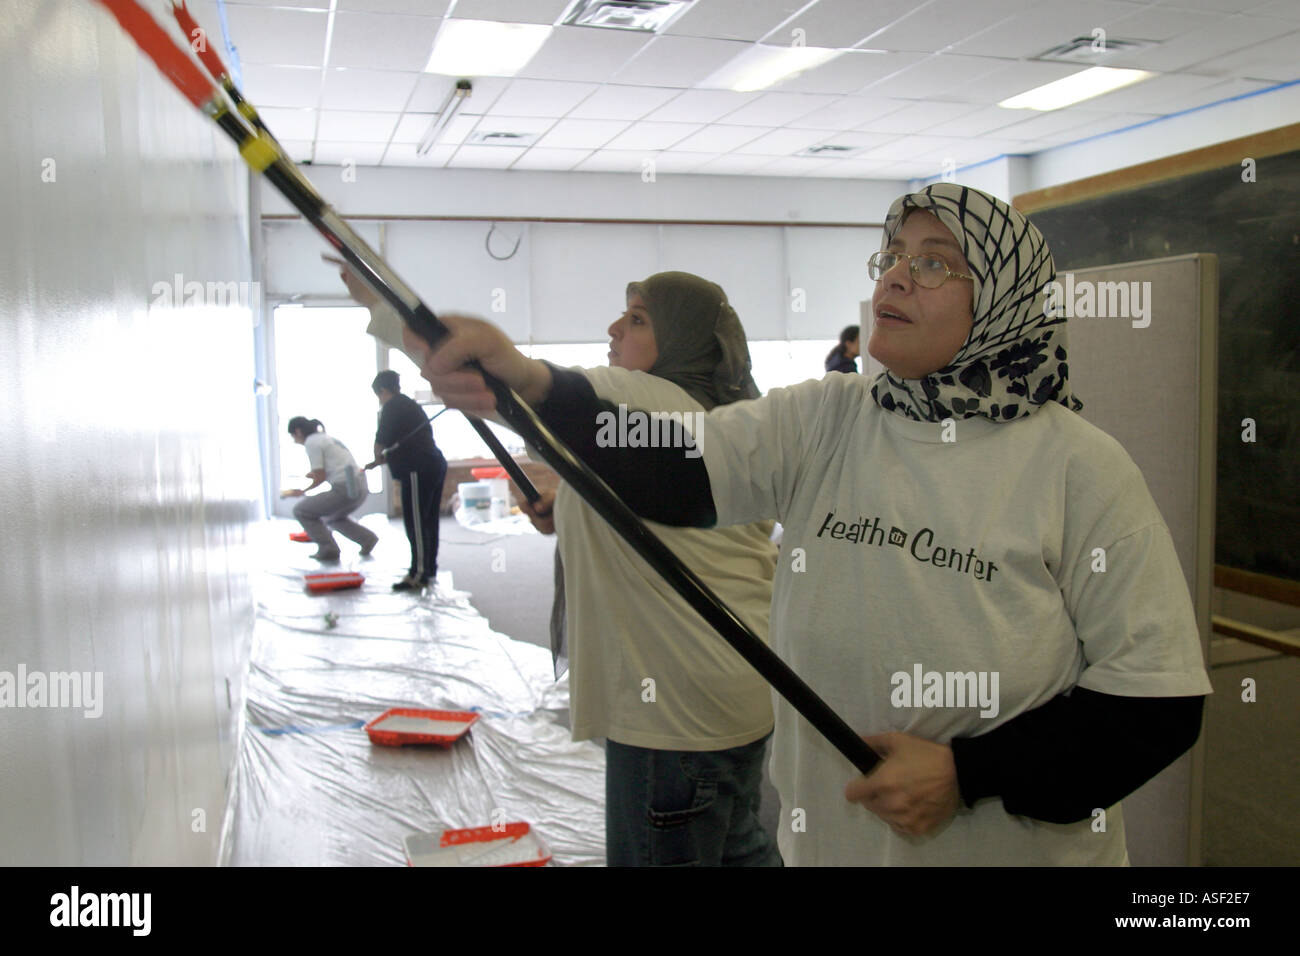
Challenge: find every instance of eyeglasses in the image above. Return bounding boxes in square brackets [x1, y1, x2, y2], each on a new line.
[868, 251, 974, 289]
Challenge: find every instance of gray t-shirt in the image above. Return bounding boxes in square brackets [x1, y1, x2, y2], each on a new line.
[698, 371, 1212, 865]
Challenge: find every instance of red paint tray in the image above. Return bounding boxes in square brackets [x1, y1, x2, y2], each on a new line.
[405, 822, 551, 867]
[304, 571, 364, 593]
[365, 707, 479, 747]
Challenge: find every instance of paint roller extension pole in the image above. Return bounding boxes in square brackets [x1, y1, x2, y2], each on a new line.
[94, 0, 880, 777]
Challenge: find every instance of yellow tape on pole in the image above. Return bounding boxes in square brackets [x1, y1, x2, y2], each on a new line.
[239, 132, 279, 172]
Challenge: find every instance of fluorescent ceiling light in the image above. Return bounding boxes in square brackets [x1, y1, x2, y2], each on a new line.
[565, 0, 693, 32]
[424, 19, 552, 77]
[702, 44, 843, 93]
[998, 66, 1155, 110]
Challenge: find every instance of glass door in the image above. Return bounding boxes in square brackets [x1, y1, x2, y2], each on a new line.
[271, 305, 386, 518]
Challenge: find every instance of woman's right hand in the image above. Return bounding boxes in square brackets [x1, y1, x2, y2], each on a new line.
[519, 489, 557, 535]
[402, 313, 552, 414]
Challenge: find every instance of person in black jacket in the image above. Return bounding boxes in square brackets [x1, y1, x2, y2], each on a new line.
[369, 371, 447, 591]
[824, 325, 860, 373]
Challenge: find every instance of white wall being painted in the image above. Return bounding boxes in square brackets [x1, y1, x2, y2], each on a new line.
[0, 0, 258, 864]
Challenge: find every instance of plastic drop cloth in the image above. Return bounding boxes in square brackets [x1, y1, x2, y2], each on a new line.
[223, 520, 605, 866]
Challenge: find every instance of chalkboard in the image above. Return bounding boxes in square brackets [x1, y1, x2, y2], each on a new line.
[1018, 148, 1300, 584]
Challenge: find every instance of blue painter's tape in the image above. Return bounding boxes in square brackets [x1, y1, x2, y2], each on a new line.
[259, 719, 366, 736]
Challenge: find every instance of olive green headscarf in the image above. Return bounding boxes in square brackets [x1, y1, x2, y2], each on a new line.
[551, 271, 759, 678]
[626, 271, 760, 410]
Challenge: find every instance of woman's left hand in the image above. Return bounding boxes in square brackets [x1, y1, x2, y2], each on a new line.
[844, 731, 960, 837]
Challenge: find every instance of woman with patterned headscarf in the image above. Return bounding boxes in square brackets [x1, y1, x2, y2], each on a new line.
[410, 185, 1211, 866]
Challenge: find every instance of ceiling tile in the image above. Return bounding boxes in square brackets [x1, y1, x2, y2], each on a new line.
[774, 51, 925, 95]
[1185, 33, 1300, 81]
[449, 0, 571, 24]
[446, 145, 530, 168]
[867, 0, 1035, 53]
[486, 79, 600, 117]
[861, 54, 1011, 100]
[646, 151, 714, 173]
[408, 75, 511, 114]
[786, 95, 915, 130]
[603, 122, 703, 150]
[921, 104, 1036, 137]
[517, 25, 653, 83]
[315, 110, 401, 140]
[427, 114, 481, 146]
[566, 85, 682, 120]
[1142, 77, 1274, 111]
[255, 107, 318, 141]
[672, 125, 768, 152]
[946, 61, 1086, 105]
[313, 141, 389, 164]
[223, 6, 329, 67]
[856, 100, 983, 134]
[320, 69, 419, 111]
[613, 36, 751, 87]
[733, 127, 830, 156]
[1041, 112, 1161, 144]
[1107, 15, 1299, 71]
[643, 89, 760, 123]
[716, 91, 837, 125]
[275, 139, 315, 163]
[1077, 73, 1226, 112]
[745, 156, 837, 176]
[327, 12, 440, 72]
[694, 154, 779, 174]
[467, 115, 557, 137]
[992, 107, 1113, 140]
[950, 0, 1140, 59]
[338, 0, 453, 14]
[534, 118, 630, 148]
[391, 113, 435, 143]
[381, 144, 456, 167]
[1100, 6, 1224, 41]
[815, 131, 900, 150]
[666, 0, 805, 42]
[806, 159, 901, 178]
[574, 150, 657, 173]
[508, 148, 593, 171]
[781, 0, 920, 48]
[240, 65, 324, 108]
[224, 0, 328, 8]
[1153, 0, 1271, 11]
[1245, 0, 1300, 20]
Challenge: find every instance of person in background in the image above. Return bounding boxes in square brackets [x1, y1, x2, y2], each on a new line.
[824, 325, 861, 373]
[282, 417, 378, 562]
[367, 370, 446, 592]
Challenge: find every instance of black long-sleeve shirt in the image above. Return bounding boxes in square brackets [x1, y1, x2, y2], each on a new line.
[533, 363, 1205, 825]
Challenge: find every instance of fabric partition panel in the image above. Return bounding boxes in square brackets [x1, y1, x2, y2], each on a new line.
[264, 219, 383, 297]
[385, 221, 532, 344]
[1064, 253, 1218, 865]
[529, 222, 661, 344]
[656, 225, 787, 340]
[785, 226, 883, 340]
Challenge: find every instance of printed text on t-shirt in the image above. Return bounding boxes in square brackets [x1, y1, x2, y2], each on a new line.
[816, 511, 999, 582]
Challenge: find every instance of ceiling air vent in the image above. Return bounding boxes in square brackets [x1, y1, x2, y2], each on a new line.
[798, 143, 862, 158]
[467, 130, 540, 147]
[563, 0, 693, 32]
[1035, 35, 1156, 65]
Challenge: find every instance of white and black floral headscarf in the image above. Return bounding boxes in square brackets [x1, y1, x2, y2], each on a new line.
[868, 183, 1083, 422]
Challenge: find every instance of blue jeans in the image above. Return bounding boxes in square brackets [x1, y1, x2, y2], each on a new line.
[604, 734, 782, 867]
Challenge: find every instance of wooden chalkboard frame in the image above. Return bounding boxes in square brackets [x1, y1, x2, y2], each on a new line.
[1014, 122, 1300, 215]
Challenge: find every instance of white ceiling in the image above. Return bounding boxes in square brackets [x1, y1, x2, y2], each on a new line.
[223, 0, 1300, 179]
